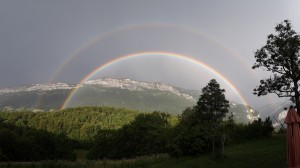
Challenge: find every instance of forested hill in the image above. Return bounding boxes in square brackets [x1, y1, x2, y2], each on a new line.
[0, 106, 178, 141]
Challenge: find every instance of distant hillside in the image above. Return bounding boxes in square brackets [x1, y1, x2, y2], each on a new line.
[0, 78, 259, 123]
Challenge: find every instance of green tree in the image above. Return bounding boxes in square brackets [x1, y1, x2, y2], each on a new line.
[195, 79, 230, 158]
[195, 79, 230, 125]
[170, 79, 230, 158]
[252, 20, 300, 114]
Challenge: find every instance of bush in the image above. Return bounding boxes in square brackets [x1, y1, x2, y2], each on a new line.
[168, 124, 210, 157]
[0, 123, 75, 161]
[227, 117, 274, 143]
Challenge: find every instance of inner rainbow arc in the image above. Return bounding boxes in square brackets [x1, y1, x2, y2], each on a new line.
[60, 51, 249, 110]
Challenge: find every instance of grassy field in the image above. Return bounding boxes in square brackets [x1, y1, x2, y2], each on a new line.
[0, 135, 286, 168]
[150, 135, 286, 168]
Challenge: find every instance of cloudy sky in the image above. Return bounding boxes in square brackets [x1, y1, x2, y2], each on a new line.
[1, 0, 299, 107]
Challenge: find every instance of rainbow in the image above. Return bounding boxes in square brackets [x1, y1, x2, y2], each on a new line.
[49, 23, 255, 83]
[60, 51, 249, 109]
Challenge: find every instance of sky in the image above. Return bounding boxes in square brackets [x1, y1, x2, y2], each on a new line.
[0, 0, 300, 108]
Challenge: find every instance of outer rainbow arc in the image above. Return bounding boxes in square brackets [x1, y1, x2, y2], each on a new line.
[60, 51, 249, 110]
[50, 23, 255, 84]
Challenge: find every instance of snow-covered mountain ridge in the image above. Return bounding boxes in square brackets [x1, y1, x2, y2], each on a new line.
[0, 78, 195, 101]
[0, 83, 74, 93]
[83, 78, 195, 100]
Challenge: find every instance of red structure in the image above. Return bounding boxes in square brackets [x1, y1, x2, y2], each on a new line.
[285, 106, 300, 168]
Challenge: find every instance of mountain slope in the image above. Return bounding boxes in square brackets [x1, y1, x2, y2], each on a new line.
[0, 78, 259, 123]
[257, 100, 293, 127]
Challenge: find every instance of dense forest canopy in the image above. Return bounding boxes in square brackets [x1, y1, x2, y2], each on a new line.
[0, 106, 273, 161]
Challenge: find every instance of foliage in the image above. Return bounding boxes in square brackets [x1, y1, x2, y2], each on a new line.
[195, 79, 230, 124]
[0, 107, 145, 142]
[0, 102, 274, 161]
[168, 79, 230, 158]
[0, 135, 286, 168]
[227, 117, 274, 143]
[88, 112, 171, 159]
[167, 124, 210, 157]
[195, 79, 229, 158]
[252, 20, 300, 113]
[246, 117, 274, 138]
[0, 120, 75, 161]
[169, 79, 274, 159]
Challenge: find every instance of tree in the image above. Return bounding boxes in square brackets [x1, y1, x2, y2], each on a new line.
[252, 20, 300, 114]
[88, 112, 170, 159]
[195, 79, 230, 124]
[195, 79, 230, 158]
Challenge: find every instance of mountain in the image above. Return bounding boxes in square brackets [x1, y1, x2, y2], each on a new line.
[257, 100, 293, 128]
[0, 78, 259, 123]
